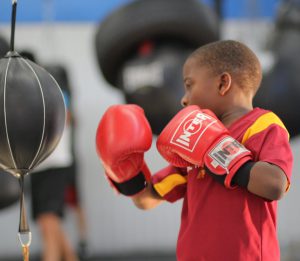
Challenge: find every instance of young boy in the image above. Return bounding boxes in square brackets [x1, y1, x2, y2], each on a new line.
[96, 40, 293, 261]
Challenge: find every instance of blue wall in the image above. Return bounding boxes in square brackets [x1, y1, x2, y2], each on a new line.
[0, 0, 280, 23]
[0, 0, 134, 23]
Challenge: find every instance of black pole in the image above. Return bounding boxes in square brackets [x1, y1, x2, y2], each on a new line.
[10, 0, 17, 52]
[18, 174, 30, 233]
[214, 0, 222, 21]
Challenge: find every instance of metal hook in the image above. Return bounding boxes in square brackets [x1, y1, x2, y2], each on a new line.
[18, 232, 32, 247]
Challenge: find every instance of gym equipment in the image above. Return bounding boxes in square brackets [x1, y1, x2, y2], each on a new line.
[0, 170, 19, 209]
[0, 1, 65, 259]
[95, 0, 220, 134]
[0, 36, 9, 58]
[254, 0, 300, 138]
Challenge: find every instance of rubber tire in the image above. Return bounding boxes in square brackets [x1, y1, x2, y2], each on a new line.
[0, 36, 9, 58]
[95, 0, 219, 86]
[254, 29, 300, 138]
[0, 171, 19, 210]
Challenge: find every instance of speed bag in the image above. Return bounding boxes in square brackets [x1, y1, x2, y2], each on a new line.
[0, 51, 66, 176]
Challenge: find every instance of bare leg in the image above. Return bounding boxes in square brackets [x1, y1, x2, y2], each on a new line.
[37, 213, 79, 261]
[75, 206, 87, 244]
[59, 227, 79, 261]
[74, 206, 89, 258]
[38, 213, 62, 261]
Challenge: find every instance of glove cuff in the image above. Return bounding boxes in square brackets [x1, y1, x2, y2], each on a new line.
[205, 160, 255, 189]
[110, 172, 147, 196]
[224, 156, 253, 189]
[229, 160, 255, 188]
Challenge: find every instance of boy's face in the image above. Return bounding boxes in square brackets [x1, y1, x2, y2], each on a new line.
[182, 57, 220, 113]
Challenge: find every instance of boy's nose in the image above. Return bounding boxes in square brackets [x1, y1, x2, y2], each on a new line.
[181, 95, 188, 107]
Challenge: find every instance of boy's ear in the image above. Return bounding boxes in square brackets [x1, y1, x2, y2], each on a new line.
[218, 72, 231, 96]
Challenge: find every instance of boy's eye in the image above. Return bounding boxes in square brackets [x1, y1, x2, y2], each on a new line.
[185, 83, 192, 90]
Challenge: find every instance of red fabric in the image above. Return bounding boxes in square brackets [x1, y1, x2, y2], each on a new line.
[156, 105, 230, 168]
[152, 108, 293, 261]
[151, 165, 187, 202]
[64, 185, 78, 207]
[96, 105, 152, 184]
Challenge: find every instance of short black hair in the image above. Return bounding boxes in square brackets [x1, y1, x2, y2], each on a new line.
[189, 40, 262, 94]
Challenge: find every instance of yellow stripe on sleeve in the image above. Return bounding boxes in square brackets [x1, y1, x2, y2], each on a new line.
[241, 112, 289, 144]
[241, 111, 291, 192]
[154, 173, 187, 197]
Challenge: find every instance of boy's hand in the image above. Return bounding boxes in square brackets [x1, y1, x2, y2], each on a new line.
[96, 104, 152, 196]
[157, 105, 253, 188]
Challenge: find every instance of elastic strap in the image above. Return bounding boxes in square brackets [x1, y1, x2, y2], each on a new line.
[205, 161, 255, 189]
[111, 172, 147, 196]
[231, 161, 255, 188]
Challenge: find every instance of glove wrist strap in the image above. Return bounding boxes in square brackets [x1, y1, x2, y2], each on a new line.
[111, 172, 147, 196]
[231, 160, 255, 188]
[205, 160, 255, 189]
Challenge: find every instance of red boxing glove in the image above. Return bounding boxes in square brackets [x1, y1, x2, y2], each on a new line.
[96, 104, 152, 196]
[157, 105, 253, 189]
